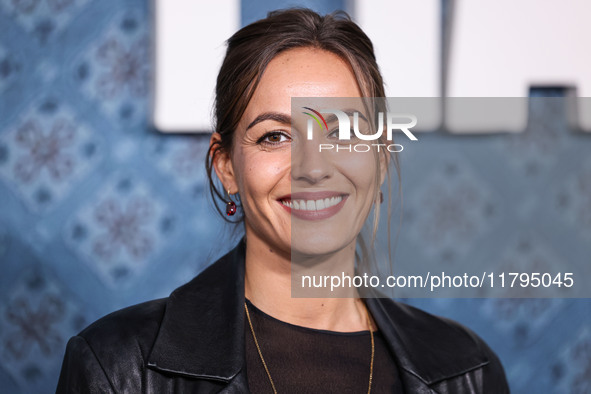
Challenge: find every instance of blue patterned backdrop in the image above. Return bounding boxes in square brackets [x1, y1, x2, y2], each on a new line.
[0, 0, 590, 393]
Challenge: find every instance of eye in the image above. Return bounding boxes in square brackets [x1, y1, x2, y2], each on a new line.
[327, 128, 355, 140]
[256, 131, 290, 145]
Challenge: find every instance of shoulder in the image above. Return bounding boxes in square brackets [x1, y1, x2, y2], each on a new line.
[57, 241, 247, 392]
[79, 298, 168, 355]
[370, 297, 509, 391]
[377, 297, 484, 350]
[57, 298, 168, 393]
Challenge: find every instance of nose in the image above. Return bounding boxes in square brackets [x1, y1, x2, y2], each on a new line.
[291, 134, 334, 184]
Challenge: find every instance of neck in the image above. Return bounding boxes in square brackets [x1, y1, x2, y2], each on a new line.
[243, 226, 371, 332]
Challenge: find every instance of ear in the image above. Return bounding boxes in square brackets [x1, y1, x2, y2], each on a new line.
[210, 133, 238, 194]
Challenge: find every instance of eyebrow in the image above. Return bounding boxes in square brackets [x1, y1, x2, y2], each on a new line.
[323, 109, 368, 124]
[246, 112, 292, 130]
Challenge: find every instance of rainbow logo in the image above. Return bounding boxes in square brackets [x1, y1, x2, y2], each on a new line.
[302, 107, 328, 130]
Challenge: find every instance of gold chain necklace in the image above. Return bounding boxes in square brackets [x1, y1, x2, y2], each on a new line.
[244, 301, 375, 394]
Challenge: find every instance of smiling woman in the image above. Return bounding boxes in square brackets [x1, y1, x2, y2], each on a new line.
[57, 8, 509, 393]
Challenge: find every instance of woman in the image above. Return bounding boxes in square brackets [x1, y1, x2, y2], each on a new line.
[57, 8, 509, 393]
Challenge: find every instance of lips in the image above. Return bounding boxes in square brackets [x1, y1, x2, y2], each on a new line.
[278, 191, 348, 220]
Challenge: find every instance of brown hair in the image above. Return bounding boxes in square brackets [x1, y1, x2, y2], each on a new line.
[205, 7, 400, 257]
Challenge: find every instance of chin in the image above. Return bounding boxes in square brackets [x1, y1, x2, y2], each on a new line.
[290, 232, 354, 262]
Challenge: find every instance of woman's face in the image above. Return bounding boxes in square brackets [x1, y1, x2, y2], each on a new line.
[215, 47, 384, 258]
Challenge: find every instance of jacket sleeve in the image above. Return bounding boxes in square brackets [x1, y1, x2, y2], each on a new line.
[56, 336, 116, 394]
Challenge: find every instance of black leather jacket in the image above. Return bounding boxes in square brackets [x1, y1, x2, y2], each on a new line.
[57, 240, 510, 393]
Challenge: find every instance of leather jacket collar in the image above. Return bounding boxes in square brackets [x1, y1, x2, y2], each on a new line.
[146, 239, 490, 391]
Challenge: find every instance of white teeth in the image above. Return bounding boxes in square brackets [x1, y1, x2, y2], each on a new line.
[316, 199, 325, 210]
[282, 196, 343, 211]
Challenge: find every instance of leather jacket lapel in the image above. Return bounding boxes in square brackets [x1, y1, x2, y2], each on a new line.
[147, 239, 247, 384]
[366, 297, 437, 392]
[365, 296, 489, 390]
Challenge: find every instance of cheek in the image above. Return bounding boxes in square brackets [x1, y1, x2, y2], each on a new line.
[238, 153, 287, 200]
[340, 152, 378, 193]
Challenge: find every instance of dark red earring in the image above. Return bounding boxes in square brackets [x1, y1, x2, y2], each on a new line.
[226, 189, 237, 216]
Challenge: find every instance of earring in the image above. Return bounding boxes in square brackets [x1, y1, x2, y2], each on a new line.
[226, 189, 237, 216]
[379, 191, 384, 204]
